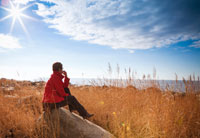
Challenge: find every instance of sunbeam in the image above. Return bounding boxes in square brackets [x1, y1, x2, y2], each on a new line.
[10, 16, 16, 33]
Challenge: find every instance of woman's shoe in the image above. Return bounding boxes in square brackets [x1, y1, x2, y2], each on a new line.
[83, 113, 94, 119]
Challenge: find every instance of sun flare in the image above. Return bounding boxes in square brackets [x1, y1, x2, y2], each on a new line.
[0, 1, 35, 35]
[10, 5, 22, 18]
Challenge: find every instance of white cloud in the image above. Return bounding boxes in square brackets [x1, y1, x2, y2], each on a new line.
[190, 40, 200, 48]
[35, 3, 55, 17]
[0, 34, 22, 49]
[34, 0, 200, 50]
[13, 0, 34, 5]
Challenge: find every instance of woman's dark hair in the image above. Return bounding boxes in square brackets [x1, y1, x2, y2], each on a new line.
[52, 62, 63, 71]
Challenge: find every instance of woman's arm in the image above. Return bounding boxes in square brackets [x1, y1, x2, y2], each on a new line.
[53, 76, 67, 97]
[62, 71, 70, 88]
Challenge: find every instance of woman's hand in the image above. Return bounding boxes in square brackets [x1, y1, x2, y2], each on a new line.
[62, 70, 67, 77]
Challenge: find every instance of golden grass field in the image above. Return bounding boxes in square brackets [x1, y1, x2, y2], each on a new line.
[0, 75, 200, 138]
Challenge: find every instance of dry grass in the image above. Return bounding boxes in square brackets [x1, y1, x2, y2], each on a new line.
[0, 75, 200, 138]
[71, 84, 200, 138]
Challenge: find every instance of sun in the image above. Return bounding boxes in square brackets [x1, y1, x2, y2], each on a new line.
[0, 1, 35, 35]
[10, 5, 23, 18]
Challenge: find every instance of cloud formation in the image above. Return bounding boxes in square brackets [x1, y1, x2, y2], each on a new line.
[190, 40, 200, 48]
[0, 34, 22, 49]
[13, 0, 35, 5]
[34, 0, 200, 50]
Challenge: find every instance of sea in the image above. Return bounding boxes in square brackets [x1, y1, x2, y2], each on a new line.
[69, 78, 200, 93]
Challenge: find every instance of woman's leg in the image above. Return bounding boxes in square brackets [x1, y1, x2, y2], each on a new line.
[44, 96, 93, 118]
[66, 95, 88, 117]
[55, 96, 68, 107]
[64, 87, 72, 95]
[64, 88, 75, 112]
[42, 97, 68, 111]
[54, 96, 88, 116]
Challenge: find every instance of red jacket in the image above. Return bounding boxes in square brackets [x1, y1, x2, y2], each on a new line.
[42, 71, 70, 103]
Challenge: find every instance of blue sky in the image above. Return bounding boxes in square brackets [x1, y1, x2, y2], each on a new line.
[0, 0, 200, 81]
